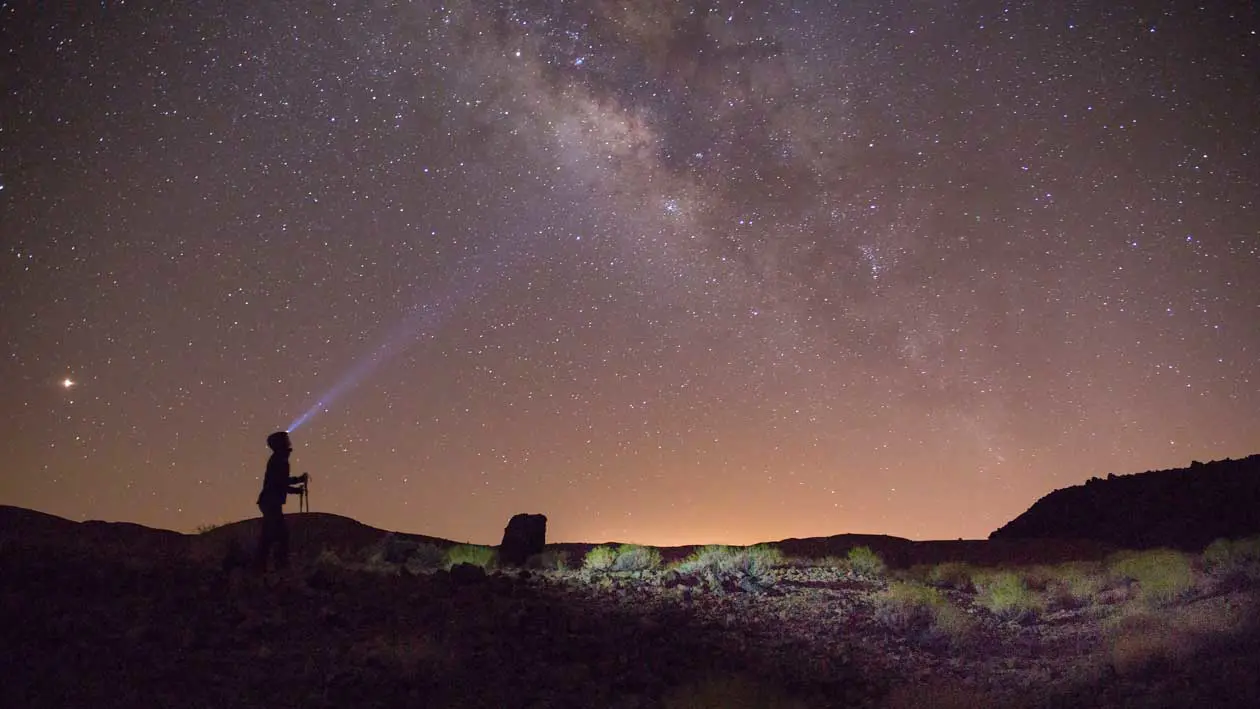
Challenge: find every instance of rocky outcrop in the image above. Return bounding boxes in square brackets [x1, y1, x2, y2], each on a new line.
[990, 455, 1260, 550]
[499, 513, 547, 566]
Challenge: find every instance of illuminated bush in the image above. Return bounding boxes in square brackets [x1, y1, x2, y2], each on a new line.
[445, 544, 496, 570]
[674, 545, 783, 577]
[875, 581, 977, 647]
[583, 545, 617, 571]
[847, 546, 886, 577]
[610, 544, 662, 572]
[974, 571, 1041, 621]
[1108, 549, 1195, 605]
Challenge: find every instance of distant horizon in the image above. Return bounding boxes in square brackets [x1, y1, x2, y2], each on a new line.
[7, 450, 1254, 547]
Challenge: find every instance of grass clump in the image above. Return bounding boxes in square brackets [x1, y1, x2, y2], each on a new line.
[445, 544, 496, 570]
[1202, 536, 1260, 583]
[1108, 549, 1195, 605]
[1044, 561, 1107, 608]
[927, 562, 975, 590]
[875, 581, 947, 632]
[611, 544, 663, 572]
[875, 581, 977, 647]
[974, 571, 1041, 621]
[583, 545, 618, 571]
[847, 546, 886, 577]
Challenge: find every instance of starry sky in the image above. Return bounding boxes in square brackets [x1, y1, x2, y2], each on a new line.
[2, 1, 1257, 546]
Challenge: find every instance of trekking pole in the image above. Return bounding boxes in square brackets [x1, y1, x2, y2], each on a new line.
[304, 473, 312, 512]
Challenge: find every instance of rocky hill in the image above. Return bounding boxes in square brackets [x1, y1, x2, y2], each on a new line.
[990, 455, 1260, 550]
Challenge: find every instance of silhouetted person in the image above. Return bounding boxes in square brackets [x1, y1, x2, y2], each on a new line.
[255, 431, 307, 572]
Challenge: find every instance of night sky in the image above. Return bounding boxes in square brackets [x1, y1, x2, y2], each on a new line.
[2, 1, 1257, 546]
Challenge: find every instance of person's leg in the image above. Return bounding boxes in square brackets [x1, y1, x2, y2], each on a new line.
[255, 504, 280, 572]
[275, 512, 290, 569]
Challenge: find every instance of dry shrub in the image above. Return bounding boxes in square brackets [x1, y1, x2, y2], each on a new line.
[527, 550, 570, 571]
[1202, 536, 1260, 586]
[926, 562, 975, 590]
[1108, 549, 1196, 605]
[1105, 597, 1246, 676]
[817, 555, 850, 571]
[404, 543, 446, 573]
[1044, 561, 1108, 609]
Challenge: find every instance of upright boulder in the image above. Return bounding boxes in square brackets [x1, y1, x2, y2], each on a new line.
[499, 513, 547, 566]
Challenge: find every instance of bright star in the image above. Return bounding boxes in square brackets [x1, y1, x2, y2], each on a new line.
[62, 378, 75, 389]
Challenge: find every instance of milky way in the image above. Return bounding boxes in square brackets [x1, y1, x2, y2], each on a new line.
[2, 1, 1257, 545]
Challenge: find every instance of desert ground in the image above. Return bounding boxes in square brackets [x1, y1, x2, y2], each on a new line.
[3, 507, 1259, 709]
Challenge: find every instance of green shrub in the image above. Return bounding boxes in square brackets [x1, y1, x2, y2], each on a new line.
[445, 544, 496, 570]
[611, 544, 663, 571]
[1108, 549, 1195, 605]
[583, 545, 617, 571]
[847, 546, 886, 577]
[194, 523, 223, 534]
[975, 571, 1041, 621]
[931, 603, 978, 645]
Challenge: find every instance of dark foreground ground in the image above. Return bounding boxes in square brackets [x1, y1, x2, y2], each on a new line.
[3, 513, 1260, 708]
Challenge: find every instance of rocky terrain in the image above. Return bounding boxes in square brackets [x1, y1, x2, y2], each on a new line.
[4, 505, 1260, 708]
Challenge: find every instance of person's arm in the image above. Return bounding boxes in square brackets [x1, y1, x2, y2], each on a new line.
[287, 472, 308, 496]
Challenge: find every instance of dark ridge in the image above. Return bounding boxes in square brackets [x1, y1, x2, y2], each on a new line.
[990, 454, 1260, 550]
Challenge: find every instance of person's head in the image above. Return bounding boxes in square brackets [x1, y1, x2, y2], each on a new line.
[266, 431, 292, 453]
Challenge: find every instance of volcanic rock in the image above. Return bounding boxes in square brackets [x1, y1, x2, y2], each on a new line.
[499, 513, 547, 566]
